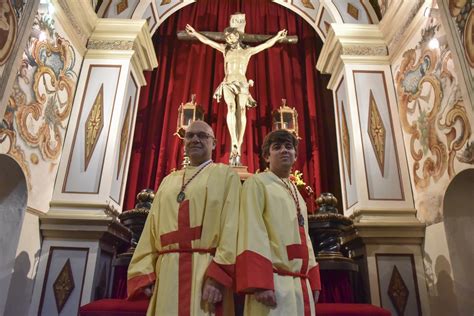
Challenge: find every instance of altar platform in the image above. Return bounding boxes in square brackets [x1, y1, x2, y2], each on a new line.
[79, 298, 391, 316]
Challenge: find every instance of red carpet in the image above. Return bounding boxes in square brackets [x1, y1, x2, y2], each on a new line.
[79, 299, 391, 315]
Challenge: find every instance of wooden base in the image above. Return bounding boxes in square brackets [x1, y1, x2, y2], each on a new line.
[232, 165, 252, 180]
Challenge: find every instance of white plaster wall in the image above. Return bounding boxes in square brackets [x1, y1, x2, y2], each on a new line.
[0, 155, 28, 316]
[5, 211, 42, 316]
[423, 222, 459, 316]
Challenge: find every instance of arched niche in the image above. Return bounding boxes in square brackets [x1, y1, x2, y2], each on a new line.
[0, 154, 28, 315]
[105, 0, 379, 42]
[443, 168, 474, 314]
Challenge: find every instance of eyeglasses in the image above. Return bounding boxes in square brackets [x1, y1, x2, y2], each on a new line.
[184, 132, 214, 140]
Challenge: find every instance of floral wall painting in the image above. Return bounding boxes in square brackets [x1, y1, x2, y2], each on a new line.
[0, 10, 79, 211]
[0, 0, 38, 120]
[448, 0, 474, 69]
[394, 19, 473, 224]
[0, 0, 17, 65]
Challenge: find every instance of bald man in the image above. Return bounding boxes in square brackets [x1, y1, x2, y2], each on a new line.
[128, 121, 241, 316]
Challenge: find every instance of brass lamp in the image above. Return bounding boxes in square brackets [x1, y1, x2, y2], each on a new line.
[272, 99, 299, 138]
[175, 94, 205, 167]
[175, 94, 204, 139]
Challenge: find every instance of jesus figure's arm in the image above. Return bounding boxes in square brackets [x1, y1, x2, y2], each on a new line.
[248, 29, 287, 55]
[186, 24, 225, 53]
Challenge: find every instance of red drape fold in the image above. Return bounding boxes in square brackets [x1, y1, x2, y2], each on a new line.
[124, 0, 340, 210]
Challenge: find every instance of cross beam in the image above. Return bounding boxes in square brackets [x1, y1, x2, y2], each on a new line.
[177, 30, 298, 44]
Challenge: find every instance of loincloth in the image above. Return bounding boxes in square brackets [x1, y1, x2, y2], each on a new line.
[213, 80, 257, 108]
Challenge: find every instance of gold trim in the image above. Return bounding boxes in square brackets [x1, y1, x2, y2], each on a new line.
[347, 3, 359, 20]
[367, 90, 386, 176]
[353, 70, 405, 201]
[301, 0, 315, 10]
[341, 102, 352, 184]
[117, 97, 131, 179]
[53, 259, 75, 313]
[0, 0, 17, 65]
[84, 84, 105, 171]
[63, 65, 122, 194]
[463, 9, 474, 67]
[116, 0, 129, 15]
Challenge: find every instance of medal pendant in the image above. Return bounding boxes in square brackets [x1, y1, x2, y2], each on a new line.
[177, 191, 186, 203]
[298, 213, 305, 227]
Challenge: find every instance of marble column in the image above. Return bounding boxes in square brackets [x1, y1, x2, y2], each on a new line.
[29, 12, 157, 315]
[317, 23, 428, 314]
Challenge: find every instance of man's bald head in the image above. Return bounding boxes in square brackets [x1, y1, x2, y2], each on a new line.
[187, 120, 215, 138]
[184, 120, 216, 166]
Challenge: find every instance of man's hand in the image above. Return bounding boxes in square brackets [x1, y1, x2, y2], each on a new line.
[186, 24, 196, 36]
[254, 289, 277, 308]
[202, 278, 224, 304]
[314, 290, 320, 304]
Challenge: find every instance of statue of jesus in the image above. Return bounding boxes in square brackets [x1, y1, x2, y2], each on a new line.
[185, 24, 287, 165]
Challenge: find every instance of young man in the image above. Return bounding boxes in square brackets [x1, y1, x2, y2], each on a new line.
[236, 129, 321, 316]
[127, 121, 241, 316]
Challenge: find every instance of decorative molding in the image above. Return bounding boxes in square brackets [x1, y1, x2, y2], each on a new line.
[38, 247, 89, 316]
[317, 24, 388, 75]
[341, 102, 352, 184]
[87, 19, 157, 85]
[116, 0, 129, 14]
[87, 39, 135, 50]
[380, 0, 425, 59]
[342, 45, 387, 56]
[463, 10, 474, 67]
[84, 85, 105, 171]
[0, 0, 17, 65]
[52, 0, 98, 55]
[353, 70, 405, 202]
[27, 206, 46, 217]
[302, 0, 315, 10]
[0, 0, 39, 125]
[387, 265, 409, 315]
[62, 65, 122, 195]
[117, 97, 132, 179]
[347, 3, 359, 20]
[367, 90, 386, 176]
[52, 259, 75, 313]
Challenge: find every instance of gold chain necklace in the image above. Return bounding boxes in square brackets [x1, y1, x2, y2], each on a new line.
[276, 174, 305, 227]
[176, 160, 212, 203]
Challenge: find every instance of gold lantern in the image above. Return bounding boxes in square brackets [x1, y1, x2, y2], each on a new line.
[272, 99, 300, 138]
[175, 94, 204, 139]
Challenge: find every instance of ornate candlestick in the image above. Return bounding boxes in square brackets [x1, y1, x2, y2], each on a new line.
[116, 189, 155, 262]
[309, 193, 354, 260]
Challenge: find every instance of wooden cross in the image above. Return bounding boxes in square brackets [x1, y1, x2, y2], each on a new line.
[177, 29, 298, 44]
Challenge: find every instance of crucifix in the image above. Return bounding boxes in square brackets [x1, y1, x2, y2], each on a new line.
[179, 13, 298, 166]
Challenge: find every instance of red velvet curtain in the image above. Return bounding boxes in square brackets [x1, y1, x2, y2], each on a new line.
[124, 0, 340, 210]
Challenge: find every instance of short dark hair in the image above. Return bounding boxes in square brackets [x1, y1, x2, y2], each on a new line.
[261, 130, 298, 158]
